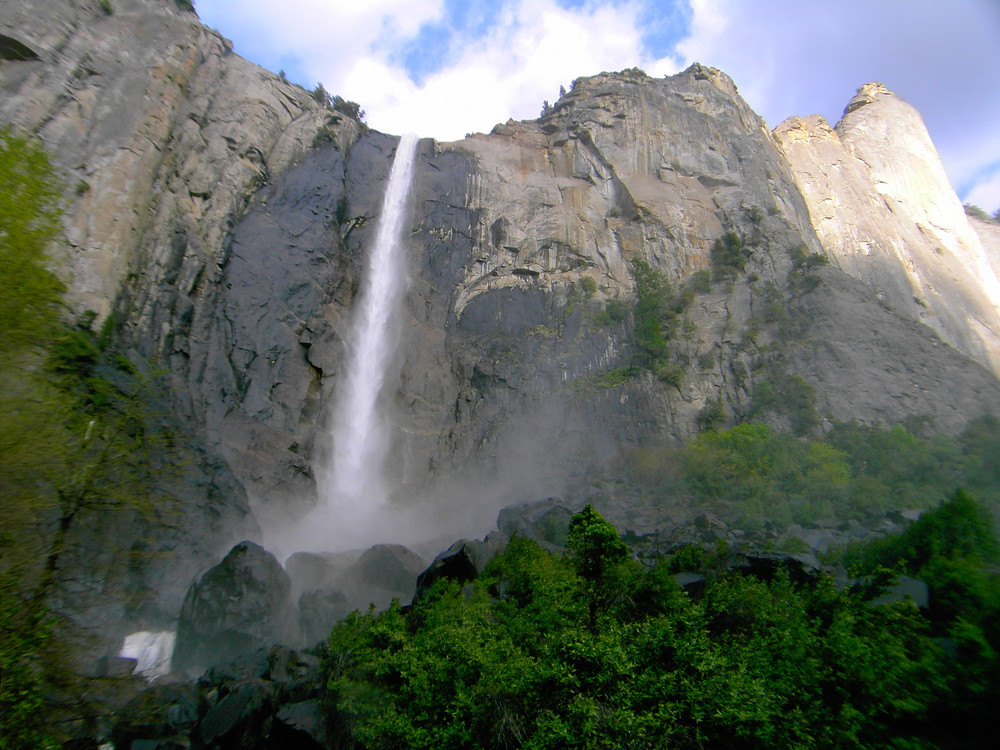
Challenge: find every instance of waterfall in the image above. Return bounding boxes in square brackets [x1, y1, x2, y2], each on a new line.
[120, 630, 176, 678]
[319, 133, 419, 549]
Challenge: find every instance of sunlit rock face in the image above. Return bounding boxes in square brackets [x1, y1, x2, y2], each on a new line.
[775, 83, 1000, 375]
[4, 0, 1000, 643]
[1, 1, 329, 320]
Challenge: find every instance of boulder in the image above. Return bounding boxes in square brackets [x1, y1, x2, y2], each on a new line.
[340, 544, 426, 599]
[498, 499, 575, 547]
[299, 588, 350, 647]
[173, 541, 297, 671]
[273, 699, 328, 750]
[735, 551, 821, 585]
[112, 683, 204, 748]
[285, 550, 361, 598]
[414, 534, 507, 601]
[198, 679, 276, 747]
[870, 575, 930, 609]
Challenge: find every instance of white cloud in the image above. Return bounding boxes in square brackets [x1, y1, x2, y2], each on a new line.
[675, 0, 1000, 212]
[965, 170, 1000, 217]
[308, 0, 680, 140]
[195, 0, 445, 85]
[195, 0, 1000, 211]
[197, 0, 684, 141]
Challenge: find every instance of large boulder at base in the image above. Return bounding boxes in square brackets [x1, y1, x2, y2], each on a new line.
[338, 544, 426, 602]
[173, 541, 297, 671]
[498, 499, 576, 548]
[295, 544, 426, 644]
[414, 533, 508, 601]
[111, 682, 204, 748]
[298, 587, 350, 647]
[197, 679, 276, 747]
[870, 575, 930, 609]
[285, 550, 361, 598]
[273, 699, 328, 750]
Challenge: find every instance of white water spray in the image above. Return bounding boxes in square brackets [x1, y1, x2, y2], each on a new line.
[304, 133, 420, 551]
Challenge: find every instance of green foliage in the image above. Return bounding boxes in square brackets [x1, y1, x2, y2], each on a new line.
[743, 204, 764, 225]
[569, 365, 640, 392]
[567, 506, 629, 588]
[310, 83, 366, 121]
[323, 512, 951, 749]
[0, 127, 64, 356]
[655, 362, 685, 388]
[616, 416, 999, 529]
[697, 396, 725, 431]
[841, 489, 1000, 739]
[846, 489, 999, 578]
[592, 298, 627, 328]
[0, 129, 73, 748]
[630, 259, 689, 375]
[710, 231, 749, 280]
[963, 203, 992, 222]
[0, 595, 57, 750]
[749, 373, 818, 435]
[788, 244, 829, 271]
[689, 268, 712, 293]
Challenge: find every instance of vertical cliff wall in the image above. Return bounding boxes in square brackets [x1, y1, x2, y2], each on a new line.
[775, 83, 1000, 375]
[3, 2, 1000, 633]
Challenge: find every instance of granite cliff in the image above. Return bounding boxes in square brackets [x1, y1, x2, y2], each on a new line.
[3, 0, 1000, 642]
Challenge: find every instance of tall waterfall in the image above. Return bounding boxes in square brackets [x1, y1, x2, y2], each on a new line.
[319, 133, 419, 549]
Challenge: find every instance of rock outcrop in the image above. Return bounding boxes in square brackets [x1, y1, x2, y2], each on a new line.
[174, 541, 298, 671]
[775, 83, 1000, 374]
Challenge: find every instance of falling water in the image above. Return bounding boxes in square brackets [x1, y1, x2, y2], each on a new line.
[318, 133, 419, 549]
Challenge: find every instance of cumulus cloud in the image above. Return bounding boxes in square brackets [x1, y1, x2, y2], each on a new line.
[284, 0, 682, 140]
[676, 0, 1000, 211]
[195, 0, 1000, 211]
[197, 0, 683, 139]
[965, 166, 1000, 217]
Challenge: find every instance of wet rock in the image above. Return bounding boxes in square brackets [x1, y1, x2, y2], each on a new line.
[273, 700, 328, 750]
[285, 551, 361, 599]
[112, 683, 204, 748]
[174, 542, 297, 671]
[413, 535, 507, 601]
[870, 575, 930, 609]
[498, 499, 576, 547]
[736, 551, 822, 585]
[298, 588, 350, 647]
[198, 679, 276, 747]
[340, 544, 426, 599]
[674, 572, 707, 594]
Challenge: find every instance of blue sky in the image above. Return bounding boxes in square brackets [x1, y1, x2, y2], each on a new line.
[193, 0, 1000, 213]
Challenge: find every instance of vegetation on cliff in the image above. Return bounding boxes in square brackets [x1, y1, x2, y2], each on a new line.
[0, 127, 177, 749]
[324, 499, 1000, 749]
[618, 417, 1000, 528]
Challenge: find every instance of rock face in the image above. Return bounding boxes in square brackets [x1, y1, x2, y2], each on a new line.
[775, 84, 1000, 374]
[288, 543, 427, 644]
[2, 1, 1000, 647]
[174, 541, 297, 671]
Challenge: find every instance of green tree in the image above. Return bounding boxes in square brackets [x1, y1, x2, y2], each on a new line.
[0, 126, 64, 750]
[0, 128, 177, 747]
[0, 127, 63, 354]
[566, 504, 635, 631]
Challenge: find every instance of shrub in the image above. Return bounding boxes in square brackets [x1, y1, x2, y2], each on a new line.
[592, 299, 627, 327]
[697, 397, 724, 431]
[0, 127, 64, 354]
[689, 269, 712, 293]
[710, 231, 749, 279]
